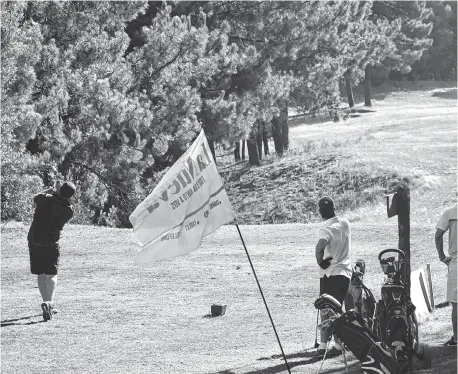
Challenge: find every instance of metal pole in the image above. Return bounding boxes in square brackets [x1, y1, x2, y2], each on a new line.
[235, 222, 291, 374]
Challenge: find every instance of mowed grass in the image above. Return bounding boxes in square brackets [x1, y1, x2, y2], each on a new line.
[1, 221, 455, 374]
[2, 82, 457, 373]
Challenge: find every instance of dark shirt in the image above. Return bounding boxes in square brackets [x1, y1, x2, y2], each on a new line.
[28, 193, 73, 245]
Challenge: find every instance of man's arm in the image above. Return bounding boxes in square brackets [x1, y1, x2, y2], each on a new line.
[316, 238, 332, 269]
[435, 228, 451, 265]
[33, 187, 55, 205]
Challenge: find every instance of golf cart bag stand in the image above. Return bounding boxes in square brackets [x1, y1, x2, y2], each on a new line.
[332, 312, 402, 374]
[376, 248, 418, 372]
[314, 294, 401, 374]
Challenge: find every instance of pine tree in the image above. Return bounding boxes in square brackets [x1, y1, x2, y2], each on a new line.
[411, 1, 457, 80]
[332, 1, 398, 108]
[364, 1, 433, 105]
[203, 1, 355, 159]
[3, 1, 150, 225]
[1, 1, 45, 220]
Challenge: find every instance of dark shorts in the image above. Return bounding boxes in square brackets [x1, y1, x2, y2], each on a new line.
[29, 243, 60, 275]
[320, 275, 350, 305]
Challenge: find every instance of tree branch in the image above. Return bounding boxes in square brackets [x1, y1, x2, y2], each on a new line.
[151, 46, 185, 77]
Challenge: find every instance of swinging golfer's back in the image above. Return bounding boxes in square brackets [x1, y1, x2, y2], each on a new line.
[28, 192, 73, 249]
[28, 181, 76, 322]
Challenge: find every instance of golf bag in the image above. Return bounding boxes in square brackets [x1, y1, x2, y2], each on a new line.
[344, 259, 377, 326]
[314, 294, 401, 374]
[373, 249, 418, 372]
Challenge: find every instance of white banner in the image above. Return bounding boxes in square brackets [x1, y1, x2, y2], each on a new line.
[129, 130, 234, 263]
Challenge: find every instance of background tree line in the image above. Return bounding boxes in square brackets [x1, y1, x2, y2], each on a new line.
[1, 0, 454, 227]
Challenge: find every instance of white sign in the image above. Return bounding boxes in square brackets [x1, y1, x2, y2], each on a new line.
[411, 269, 432, 324]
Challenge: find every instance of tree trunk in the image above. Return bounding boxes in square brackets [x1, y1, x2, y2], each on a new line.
[280, 104, 289, 151]
[271, 117, 284, 157]
[256, 122, 263, 160]
[247, 134, 260, 166]
[345, 71, 355, 108]
[262, 129, 269, 156]
[364, 65, 372, 107]
[241, 139, 246, 161]
[234, 141, 241, 162]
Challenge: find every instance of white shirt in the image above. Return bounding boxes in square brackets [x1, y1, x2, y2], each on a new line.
[318, 216, 352, 278]
[436, 205, 457, 259]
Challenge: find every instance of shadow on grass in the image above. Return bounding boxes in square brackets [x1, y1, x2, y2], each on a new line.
[258, 350, 318, 361]
[288, 115, 334, 128]
[214, 359, 318, 374]
[1, 314, 43, 327]
[418, 343, 458, 372]
[213, 350, 359, 374]
[354, 108, 375, 114]
[432, 89, 457, 100]
[2, 320, 46, 327]
[288, 107, 376, 128]
[319, 360, 360, 374]
[203, 314, 227, 319]
[229, 356, 357, 374]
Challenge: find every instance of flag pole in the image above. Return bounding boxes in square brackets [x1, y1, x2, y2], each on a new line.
[235, 221, 291, 374]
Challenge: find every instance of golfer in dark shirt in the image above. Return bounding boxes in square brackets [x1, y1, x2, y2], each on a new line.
[28, 181, 76, 321]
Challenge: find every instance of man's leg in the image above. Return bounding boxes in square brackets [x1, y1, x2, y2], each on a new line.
[37, 274, 47, 302]
[44, 274, 57, 305]
[38, 274, 51, 321]
[332, 276, 350, 351]
[447, 260, 457, 343]
[30, 246, 47, 302]
[44, 244, 60, 313]
[320, 309, 332, 346]
[317, 276, 334, 356]
[452, 302, 457, 342]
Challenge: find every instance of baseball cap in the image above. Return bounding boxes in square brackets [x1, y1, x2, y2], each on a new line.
[318, 196, 334, 210]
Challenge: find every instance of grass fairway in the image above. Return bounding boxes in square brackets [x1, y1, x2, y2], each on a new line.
[0, 223, 455, 373]
[1, 82, 457, 373]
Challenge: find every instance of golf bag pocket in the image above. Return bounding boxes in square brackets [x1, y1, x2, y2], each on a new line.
[386, 307, 408, 347]
[332, 311, 400, 374]
[362, 354, 398, 374]
[381, 287, 409, 346]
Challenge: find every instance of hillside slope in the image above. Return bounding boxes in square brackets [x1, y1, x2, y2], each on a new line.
[223, 82, 457, 226]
